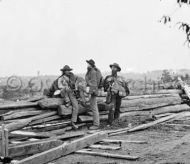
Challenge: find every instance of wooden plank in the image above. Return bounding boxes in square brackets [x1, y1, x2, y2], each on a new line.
[79, 115, 107, 122]
[101, 139, 147, 144]
[0, 110, 44, 121]
[14, 132, 107, 164]
[10, 130, 53, 138]
[89, 144, 121, 150]
[128, 113, 183, 132]
[8, 140, 63, 158]
[29, 115, 61, 126]
[0, 102, 38, 110]
[38, 98, 64, 109]
[4, 129, 9, 157]
[1, 124, 5, 156]
[75, 150, 139, 160]
[0, 111, 57, 134]
[10, 131, 85, 147]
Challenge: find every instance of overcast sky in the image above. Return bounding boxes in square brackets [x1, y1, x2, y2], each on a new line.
[0, 0, 189, 76]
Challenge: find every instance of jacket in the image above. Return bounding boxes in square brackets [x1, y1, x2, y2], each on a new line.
[85, 67, 99, 95]
[103, 74, 130, 97]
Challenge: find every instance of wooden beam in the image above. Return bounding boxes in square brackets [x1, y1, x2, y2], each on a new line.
[128, 113, 182, 132]
[0, 102, 38, 110]
[89, 144, 121, 150]
[75, 149, 139, 160]
[14, 132, 107, 164]
[0, 110, 44, 121]
[3, 111, 57, 132]
[101, 139, 147, 144]
[8, 140, 63, 158]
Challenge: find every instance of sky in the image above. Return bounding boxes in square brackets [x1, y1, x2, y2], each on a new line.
[0, 0, 189, 76]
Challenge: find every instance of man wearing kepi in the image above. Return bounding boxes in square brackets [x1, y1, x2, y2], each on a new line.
[85, 59, 103, 130]
[45, 65, 80, 129]
[103, 63, 130, 125]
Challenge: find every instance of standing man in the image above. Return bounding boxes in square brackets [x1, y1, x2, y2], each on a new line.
[45, 65, 79, 129]
[103, 63, 130, 125]
[85, 59, 102, 130]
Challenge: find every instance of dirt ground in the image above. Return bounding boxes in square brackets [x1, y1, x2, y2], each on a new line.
[53, 117, 190, 164]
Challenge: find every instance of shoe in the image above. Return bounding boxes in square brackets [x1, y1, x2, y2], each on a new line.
[89, 125, 99, 130]
[71, 122, 78, 130]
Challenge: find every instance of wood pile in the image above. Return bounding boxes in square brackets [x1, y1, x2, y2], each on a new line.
[1, 86, 190, 163]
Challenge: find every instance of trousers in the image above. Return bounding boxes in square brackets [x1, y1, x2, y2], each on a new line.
[90, 94, 100, 126]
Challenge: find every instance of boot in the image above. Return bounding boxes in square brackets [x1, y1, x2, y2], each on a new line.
[114, 111, 120, 119]
[71, 122, 78, 130]
[108, 109, 115, 125]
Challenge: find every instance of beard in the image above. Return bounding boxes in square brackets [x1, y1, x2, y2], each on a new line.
[87, 66, 92, 71]
[112, 70, 117, 75]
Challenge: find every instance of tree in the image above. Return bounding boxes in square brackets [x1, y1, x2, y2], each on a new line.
[160, 0, 190, 47]
[161, 69, 173, 83]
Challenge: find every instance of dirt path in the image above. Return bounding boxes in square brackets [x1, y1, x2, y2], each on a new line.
[53, 121, 190, 164]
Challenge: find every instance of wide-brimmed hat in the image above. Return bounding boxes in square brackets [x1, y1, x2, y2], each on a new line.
[60, 65, 73, 72]
[86, 59, 95, 67]
[109, 63, 121, 72]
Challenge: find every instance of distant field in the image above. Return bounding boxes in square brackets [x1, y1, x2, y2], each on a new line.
[0, 75, 178, 100]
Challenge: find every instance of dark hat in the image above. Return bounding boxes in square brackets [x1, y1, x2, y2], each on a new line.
[60, 65, 73, 72]
[86, 59, 95, 67]
[110, 63, 121, 72]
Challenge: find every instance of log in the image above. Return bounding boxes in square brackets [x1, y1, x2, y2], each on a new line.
[1, 111, 57, 132]
[101, 139, 147, 144]
[128, 113, 183, 132]
[123, 93, 179, 100]
[58, 105, 88, 116]
[38, 98, 64, 109]
[10, 130, 53, 138]
[120, 101, 181, 113]
[121, 96, 182, 109]
[119, 104, 190, 118]
[89, 144, 121, 150]
[0, 110, 44, 121]
[8, 140, 63, 158]
[14, 132, 107, 164]
[0, 102, 38, 110]
[79, 115, 108, 122]
[11, 131, 85, 147]
[75, 150, 139, 160]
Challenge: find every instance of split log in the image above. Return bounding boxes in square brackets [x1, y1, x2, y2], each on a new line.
[121, 96, 182, 109]
[0, 111, 57, 132]
[0, 110, 44, 121]
[29, 115, 62, 126]
[75, 150, 139, 160]
[8, 140, 63, 158]
[14, 132, 107, 164]
[89, 144, 121, 150]
[10, 131, 85, 147]
[123, 93, 179, 100]
[0, 102, 38, 110]
[79, 115, 108, 122]
[10, 130, 54, 138]
[38, 98, 64, 109]
[119, 104, 190, 118]
[120, 102, 181, 113]
[101, 139, 147, 144]
[58, 105, 88, 116]
[128, 113, 185, 132]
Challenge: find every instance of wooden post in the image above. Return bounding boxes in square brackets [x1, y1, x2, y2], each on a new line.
[1, 124, 5, 157]
[4, 128, 9, 157]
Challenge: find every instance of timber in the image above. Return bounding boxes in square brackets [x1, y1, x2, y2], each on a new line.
[0, 102, 38, 110]
[89, 144, 121, 150]
[75, 150, 139, 160]
[14, 132, 107, 164]
[8, 140, 63, 158]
